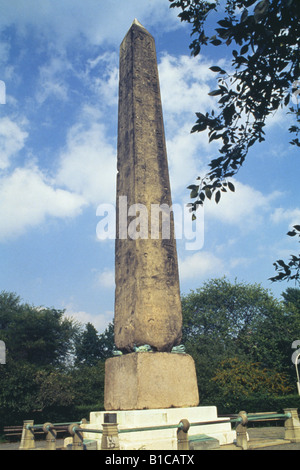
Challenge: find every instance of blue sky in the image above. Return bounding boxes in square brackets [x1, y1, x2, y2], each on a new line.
[0, 0, 299, 332]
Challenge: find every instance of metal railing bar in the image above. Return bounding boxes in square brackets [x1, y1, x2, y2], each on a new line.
[74, 427, 103, 435]
[26, 421, 82, 430]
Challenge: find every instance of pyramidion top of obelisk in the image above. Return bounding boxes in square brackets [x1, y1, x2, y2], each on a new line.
[128, 18, 153, 37]
[132, 18, 146, 29]
[121, 18, 153, 48]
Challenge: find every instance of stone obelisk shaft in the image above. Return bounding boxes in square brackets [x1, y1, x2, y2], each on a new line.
[114, 20, 182, 352]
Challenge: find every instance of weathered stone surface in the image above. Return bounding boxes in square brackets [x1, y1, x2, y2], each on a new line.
[115, 20, 182, 352]
[104, 352, 199, 411]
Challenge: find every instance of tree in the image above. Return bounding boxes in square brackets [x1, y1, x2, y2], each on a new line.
[98, 322, 115, 360]
[281, 286, 300, 312]
[0, 292, 114, 428]
[75, 322, 102, 366]
[168, 0, 299, 210]
[34, 370, 75, 412]
[72, 362, 106, 409]
[181, 278, 300, 399]
[0, 291, 78, 367]
[74, 321, 115, 366]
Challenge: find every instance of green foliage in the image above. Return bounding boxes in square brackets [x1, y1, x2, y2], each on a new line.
[282, 287, 300, 312]
[204, 394, 300, 415]
[34, 370, 75, 411]
[0, 360, 39, 415]
[75, 322, 103, 366]
[270, 225, 300, 285]
[212, 357, 292, 400]
[72, 362, 105, 408]
[169, 0, 299, 210]
[0, 292, 113, 431]
[75, 321, 115, 366]
[181, 278, 300, 400]
[0, 291, 78, 367]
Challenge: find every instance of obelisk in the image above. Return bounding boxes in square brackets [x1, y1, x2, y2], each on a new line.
[104, 19, 199, 411]
[114, 18, 182, 353]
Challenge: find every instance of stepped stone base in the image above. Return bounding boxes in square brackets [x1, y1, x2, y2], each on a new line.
[82, 406, 235, 450]
[104, 352, 199, 411]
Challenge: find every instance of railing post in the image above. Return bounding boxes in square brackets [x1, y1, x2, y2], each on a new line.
[68, 423, 84, 450]
[284, 408, 300, 443]
[43, 422, 57, 450]
[101, 413, 120, 450]
[19, 420, 35, 450]
[177, 419, 190, 450]
[236, 411, 248, 450]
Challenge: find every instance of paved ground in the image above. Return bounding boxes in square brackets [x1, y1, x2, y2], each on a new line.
[220, 427, 300, 450]
[1, 427, 299, 450]
[0, 439, 65, 451]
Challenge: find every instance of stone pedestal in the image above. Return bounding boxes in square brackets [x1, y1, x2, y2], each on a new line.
[104, 352, 199, 411]
[83, 407, 235, 450]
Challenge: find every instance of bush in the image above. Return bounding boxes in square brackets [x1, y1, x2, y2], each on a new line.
[202, 394, 300, 415]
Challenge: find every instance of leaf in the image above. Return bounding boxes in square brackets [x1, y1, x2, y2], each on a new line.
[209, 132, 223, 143]
[215, 190, 221, 204]
[223, 103, 236, 125]
[217, 19, 232, 28]
[277, 259, 288, 268]
[205, 188, 212, 199]
[211, 39, 222, 46]
[190, 188, 198, 198]
[254, 0, 270, 23]
[240, 9, 248, 23]
[208, 89, 223, 96]
[240, 44, 249, 55]
[209, 66, 223, 73]
[191, 122, 207, 133]
[228, 182, 235, 192]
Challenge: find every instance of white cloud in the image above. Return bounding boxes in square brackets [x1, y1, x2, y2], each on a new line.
[63, 305, 113, 332]
[270, 207, 300, 227]
[0, 117, 28, 169]
[158, 53, 221, 197]
[159, 54, 216, 119]
[0, 165, 86, 240]
[0, 104, 116, 241]
[95, 268, 115, 289]
[204, 180, 281, 229]
[87, 52, 119, 108]
[0, 0, 179, 48]
[229, 257, 253, 269]
[179, 251, 226, 281]
[55, 106, 116, 206]
[167, 125, 205, 197]
[36, 56, 71, 104]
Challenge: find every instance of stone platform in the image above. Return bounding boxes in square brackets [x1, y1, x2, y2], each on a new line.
[83, 406, 235, 450]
